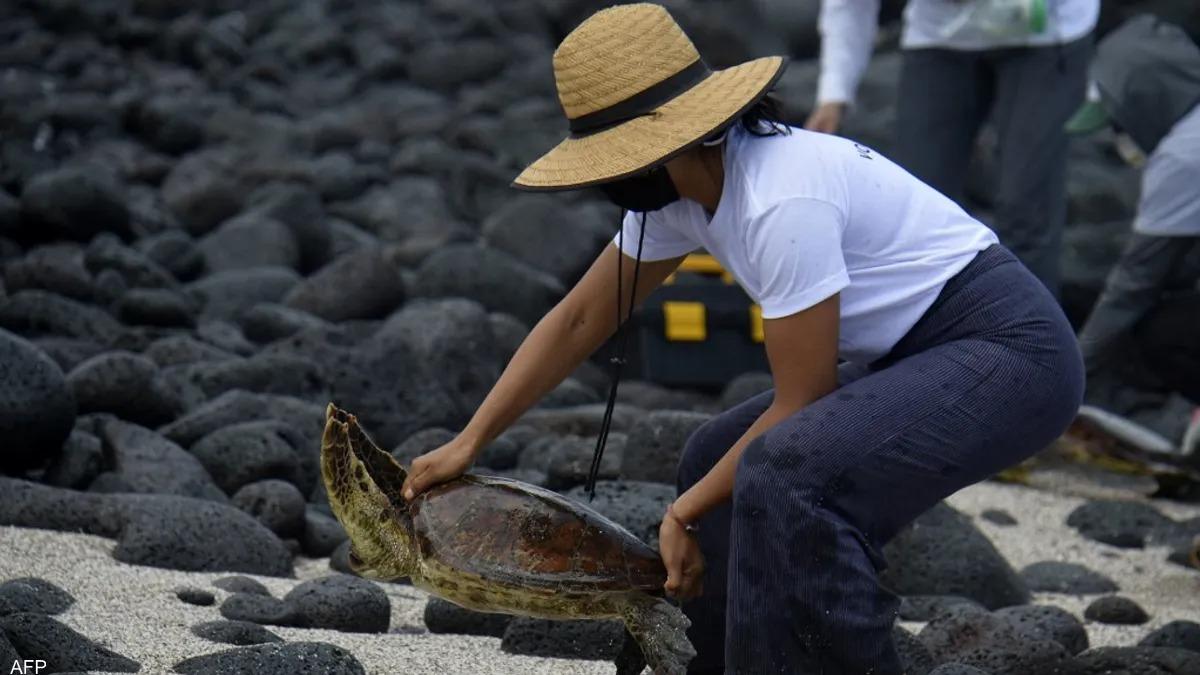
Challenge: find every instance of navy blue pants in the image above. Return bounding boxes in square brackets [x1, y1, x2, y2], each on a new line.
[677, 244, 1084, 674]
[894, 37, 1091, 298]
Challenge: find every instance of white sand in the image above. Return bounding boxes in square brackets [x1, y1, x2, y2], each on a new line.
[0, 527, 610, 675]
[938, 481, 1200, 647]
[0, 481, 1197, 674]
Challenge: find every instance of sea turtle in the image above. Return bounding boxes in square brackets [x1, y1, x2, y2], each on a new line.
[320, 404, 696, 674]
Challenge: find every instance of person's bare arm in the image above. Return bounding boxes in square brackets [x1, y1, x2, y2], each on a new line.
[402, 243, 684, 498]
[671, 293, 840, 525]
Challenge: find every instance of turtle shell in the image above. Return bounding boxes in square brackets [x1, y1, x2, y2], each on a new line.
[410, 474, 667, 594]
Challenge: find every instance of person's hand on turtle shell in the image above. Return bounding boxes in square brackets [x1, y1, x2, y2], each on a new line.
[402, 438, 475, 501]
[659, 505, 704, 601]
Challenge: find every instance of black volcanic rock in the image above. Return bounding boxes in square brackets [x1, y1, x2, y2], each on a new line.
[84, 234, 178, 289]
[897, 595, 984, 622]
[0, 577, 74, 616]
[0, 632, 15, 672]
[980, 509, 1018, 526]
[189, 421, 313, 496]
[128, 94, 206, 155]
[89, 416, 226, 501]
[564, 480, 675, 549]
[115, 287, 197, 327]
[0, 328, 76, 472]
[996, 604, 1089, 655]
[424, 597, 512, 637]
[882, 503, 1030, 610]
[412, 245, 564, 327]
[176, 587, 216, 606]
[220, 593, 300, 626]
[501, 617, 627, 660]
[620, 410, 711, 485]
[3, 245, 94, 301]
[0, 476, 119, 537]
[186, 266, 301, 322]
[283, 575, 390, 633]
[1066, 499, 1175, 549]
[282, 247, 405, 322]
[0, 290, 124, 343]
[481, 194, 612, 286]
[918, 605, 1076, 675]
[1140, 620, 1200, 653]
[239, 302, 331, 343]
[43, 428, 104, 489]
[192, 619, 284, 646]
[112, 495, 294, 576]
[245, 182, 332, 274]
[0, 475, 293, 576]
[194, 320, 257, 356]
[895, 626, 934, 675]
[66, 351, 181, 425]
[136, 229, 205, 281]
[264, 298, 504, 449]
[1019, 561, 1118, 595]
[161, 150, 244, 235]
[32, 336, 106, 373]
[719, 371, 773, 409]
[160, 351, 327, 403]
[20, 166, 131, 241]
[0, 613, 140, 672]
[199, 213, 300, 273]
[160, 390, 324, 448]
[542, 434, 624, 491]
[173, 641, 366, 675]
[301, 507, 347, 557]
[232, 479, 308, 539]
[1083, 596, 1149, 625]
[407, 39, 510, 91]
[212, 576, 272, 596]
[1074, 646, 1200, 674]
[144, 334, 236, 367]
[927, 666, 991, 675]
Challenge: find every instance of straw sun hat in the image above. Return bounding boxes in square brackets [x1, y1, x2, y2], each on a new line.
[512, 3, 789, 191]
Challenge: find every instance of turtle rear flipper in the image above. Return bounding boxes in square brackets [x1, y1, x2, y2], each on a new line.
[622, 595, 695, 675]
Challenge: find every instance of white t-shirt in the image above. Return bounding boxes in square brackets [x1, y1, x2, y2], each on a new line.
[614, 124, 998, 365]
[817, 0, 1100, 105]
[1135, 104, 1200, 237]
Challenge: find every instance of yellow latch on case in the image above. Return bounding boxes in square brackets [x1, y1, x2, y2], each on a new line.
[677, 254, 735, 284]
[749, 305, 764, 343]
[663, 302, 707, 342]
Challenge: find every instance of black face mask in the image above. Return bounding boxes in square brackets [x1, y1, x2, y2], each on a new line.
[598, 166, 679, 212]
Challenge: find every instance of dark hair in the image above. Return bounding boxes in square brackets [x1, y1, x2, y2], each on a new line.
[738, 93, 791, 136]
[700, 92, 790, 144]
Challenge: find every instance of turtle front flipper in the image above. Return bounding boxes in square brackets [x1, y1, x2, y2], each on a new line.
[342, 408, 409, 502]
[321, 404, 417, 582]
[621, 594, 695, 675]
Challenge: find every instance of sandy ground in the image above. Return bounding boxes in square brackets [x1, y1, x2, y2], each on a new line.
[0, 481, 1197, 675]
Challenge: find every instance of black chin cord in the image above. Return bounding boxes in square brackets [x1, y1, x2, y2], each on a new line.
[584, 211, 647, 501]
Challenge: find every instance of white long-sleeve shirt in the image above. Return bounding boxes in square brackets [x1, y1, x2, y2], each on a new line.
[817, 0, 1100, 105]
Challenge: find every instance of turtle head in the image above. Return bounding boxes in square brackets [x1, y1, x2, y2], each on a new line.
[321, 403, 417, 581]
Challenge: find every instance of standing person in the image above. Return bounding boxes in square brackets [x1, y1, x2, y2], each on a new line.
[1067, 15, 1200, 412]
[807, 0, 1099, 298]
[401, 4, 1085, 673]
